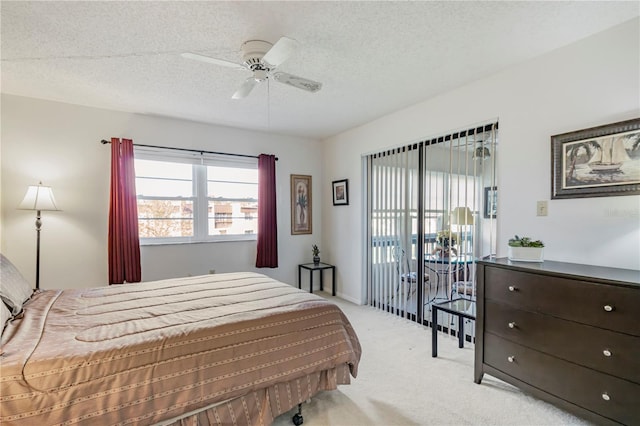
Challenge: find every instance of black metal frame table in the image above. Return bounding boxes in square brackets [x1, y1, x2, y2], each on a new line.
[298, 262, 336, 296]
[431, 298, 476, 357]
[424, 255, 474, 303]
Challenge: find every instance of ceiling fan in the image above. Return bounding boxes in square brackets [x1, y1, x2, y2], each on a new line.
[182, 37, 322, 99]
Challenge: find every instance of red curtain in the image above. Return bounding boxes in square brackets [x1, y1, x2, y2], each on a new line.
[108, 138, 141, 284]
[255, 154, 278, 268]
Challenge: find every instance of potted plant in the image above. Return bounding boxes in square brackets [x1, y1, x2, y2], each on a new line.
[432, 230, 458, 258]
[508, 235, 544, 262]
[312, 244, 320, 265]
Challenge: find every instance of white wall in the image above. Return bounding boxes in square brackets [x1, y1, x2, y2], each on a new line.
[322, 18, 640, 304]
[1, 95, 323, 289]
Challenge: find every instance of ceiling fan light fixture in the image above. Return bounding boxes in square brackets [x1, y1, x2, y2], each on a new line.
[253, 69, 268, 81]
[473, 146, 491, 159]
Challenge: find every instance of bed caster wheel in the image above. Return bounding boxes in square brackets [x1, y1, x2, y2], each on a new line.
[292, 403, 303, 425]
[292, 413, 303, 425]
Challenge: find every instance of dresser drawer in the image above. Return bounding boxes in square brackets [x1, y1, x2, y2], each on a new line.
[485, 300, 640, 384]
[484, 333, 640, 425]
[484, 267, 640, 336]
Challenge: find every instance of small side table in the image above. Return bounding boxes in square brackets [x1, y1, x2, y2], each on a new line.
[424, 255, 474, 303]
[298, 263, 336, 296]
[432, 298, 476, 357]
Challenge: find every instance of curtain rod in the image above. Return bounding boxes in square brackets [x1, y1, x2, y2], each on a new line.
[100, 140, 278, 161]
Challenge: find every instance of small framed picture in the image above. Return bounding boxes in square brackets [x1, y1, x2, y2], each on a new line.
[332, 179, 349, 206]
[484, 186, 497, 219]
[551, 118, 640, 199]
[291, 174, 312, 235]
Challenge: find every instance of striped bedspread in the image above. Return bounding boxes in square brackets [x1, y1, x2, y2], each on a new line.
[0, 272, 361, 425]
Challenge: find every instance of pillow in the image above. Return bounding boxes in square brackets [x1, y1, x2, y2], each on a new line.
[0, 254, 34, 315]
[1, 300, 11, 337]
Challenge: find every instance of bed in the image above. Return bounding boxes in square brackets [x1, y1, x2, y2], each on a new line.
[0, 254, 361, 425]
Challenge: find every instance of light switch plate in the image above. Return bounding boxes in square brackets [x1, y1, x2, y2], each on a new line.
[537, 200, 548, 216]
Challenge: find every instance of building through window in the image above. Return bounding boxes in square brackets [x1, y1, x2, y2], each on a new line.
[134, 148, 258, 244]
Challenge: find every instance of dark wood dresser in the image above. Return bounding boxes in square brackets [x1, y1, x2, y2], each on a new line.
[475, 258, 640, 425]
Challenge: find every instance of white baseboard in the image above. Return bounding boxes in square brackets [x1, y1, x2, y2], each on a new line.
[313, 289, 363, 305]
[335, 292, 363, 305]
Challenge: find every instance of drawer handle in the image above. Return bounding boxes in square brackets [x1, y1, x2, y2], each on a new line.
[508, 322, 517, 329]
[603, 349, 612, 357]
[507, 356, 515, 363]
[508, 285, 517, 292]
[602, 392, 610, 401]
[603, 305, 614, 312]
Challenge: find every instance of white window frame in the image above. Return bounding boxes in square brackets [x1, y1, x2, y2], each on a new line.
[134, 147, 258, 245]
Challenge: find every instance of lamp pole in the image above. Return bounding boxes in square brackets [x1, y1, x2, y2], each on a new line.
[35, 209, 42, 290]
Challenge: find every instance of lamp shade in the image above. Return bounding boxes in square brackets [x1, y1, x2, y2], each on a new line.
[18, 184, 60, 211]
[450, 206, 474, 225]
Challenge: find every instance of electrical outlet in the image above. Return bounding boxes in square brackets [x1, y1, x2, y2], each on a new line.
[536, 200, 548, 216]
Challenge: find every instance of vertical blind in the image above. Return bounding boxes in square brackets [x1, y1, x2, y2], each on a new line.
[366, 145, 420, 321]
[365, 122, 498, 335]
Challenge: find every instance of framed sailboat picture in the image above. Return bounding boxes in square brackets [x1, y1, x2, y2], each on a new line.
[552, 118, 640, 199]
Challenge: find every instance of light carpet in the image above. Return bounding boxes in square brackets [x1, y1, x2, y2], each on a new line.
[273, 295, 592, 426]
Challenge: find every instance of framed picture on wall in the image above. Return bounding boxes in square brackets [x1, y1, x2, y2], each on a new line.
[332, 179, 349, 206]
[291, 174, 312, 235]
[484, 186, 497, 219]
[551, 118, 640, 199]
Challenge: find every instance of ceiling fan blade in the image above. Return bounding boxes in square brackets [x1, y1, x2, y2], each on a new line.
[262, 37, 299, 68]
[181, 52, 245, 70]
[232, 77, 258, 99]
[272, 72, 322, 93]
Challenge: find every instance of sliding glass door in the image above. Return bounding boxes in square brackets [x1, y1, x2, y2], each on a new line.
[365, 122, 498, 329]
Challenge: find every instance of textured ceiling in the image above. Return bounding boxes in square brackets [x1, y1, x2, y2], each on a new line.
[1, 1, 638, 140]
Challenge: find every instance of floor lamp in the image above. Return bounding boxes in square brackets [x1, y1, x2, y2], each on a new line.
[18, 182, 60, 290]
[450, 206, 475, 254]
[450, 206, 475, 293]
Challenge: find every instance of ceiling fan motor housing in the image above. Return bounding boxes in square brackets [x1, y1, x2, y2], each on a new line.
[241, 40, 273, 70]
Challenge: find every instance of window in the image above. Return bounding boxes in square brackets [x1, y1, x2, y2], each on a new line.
[134, 149, 258, 244]
[207, 166, 258, 237]
[136, 159, 195, 239]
